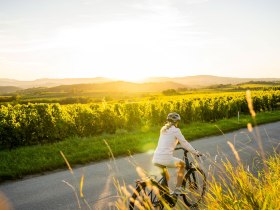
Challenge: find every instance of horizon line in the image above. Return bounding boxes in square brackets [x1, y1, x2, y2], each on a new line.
[1, 74, 280, 82]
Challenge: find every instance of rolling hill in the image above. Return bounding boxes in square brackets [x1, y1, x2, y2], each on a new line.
[144, 75, 280, 87]
[1, 75, 279, 90]
[0, 77, 112, 88]
[0, 86, 22, 94]
[18, 81, 187, 94]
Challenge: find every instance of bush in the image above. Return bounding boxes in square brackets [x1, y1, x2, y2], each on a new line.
[162, 89, 178, 96]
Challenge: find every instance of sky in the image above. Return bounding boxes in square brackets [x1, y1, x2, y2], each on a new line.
[0, 0, 279, 81]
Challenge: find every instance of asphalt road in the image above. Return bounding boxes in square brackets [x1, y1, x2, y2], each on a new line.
[0, 121, 279, 210]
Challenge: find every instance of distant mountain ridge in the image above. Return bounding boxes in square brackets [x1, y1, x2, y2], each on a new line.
[0, 75, 279, 90]
[19, 81, 186, 94]
[145, 75, 280, 87]
[0, 77, 112, 88]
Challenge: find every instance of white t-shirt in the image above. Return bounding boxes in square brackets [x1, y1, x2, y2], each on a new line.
[153, 125, 198, 160]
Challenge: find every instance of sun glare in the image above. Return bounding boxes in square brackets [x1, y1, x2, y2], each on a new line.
[50, 19, 173, 82]
[108, 73, 148, 83]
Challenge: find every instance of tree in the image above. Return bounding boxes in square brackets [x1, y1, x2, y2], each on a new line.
[162, 89, 177, 96]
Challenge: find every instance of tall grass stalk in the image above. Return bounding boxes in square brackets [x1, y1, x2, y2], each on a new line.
[204, 153, 280, 210]
[60, 152, 92, 210]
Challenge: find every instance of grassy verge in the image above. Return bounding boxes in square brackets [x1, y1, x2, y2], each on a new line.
[1, 110, 280, 182]
[204, 153, 280, 209]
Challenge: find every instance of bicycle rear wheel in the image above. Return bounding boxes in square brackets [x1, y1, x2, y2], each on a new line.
[182, 167, 206, 207]
[129, 181, 164, 210]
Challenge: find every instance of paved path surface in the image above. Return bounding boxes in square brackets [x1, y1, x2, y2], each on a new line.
[0, 121, 279, 210]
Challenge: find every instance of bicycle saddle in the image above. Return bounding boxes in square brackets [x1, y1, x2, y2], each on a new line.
[154, 163, 167, 169]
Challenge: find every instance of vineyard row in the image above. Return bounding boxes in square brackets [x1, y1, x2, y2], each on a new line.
[0, 91, 279, 149]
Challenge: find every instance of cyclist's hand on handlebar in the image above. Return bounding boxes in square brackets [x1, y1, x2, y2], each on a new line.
[194, 150, 207, 160]
[199, 153, 208, 162]
[194, 150, 203, 157]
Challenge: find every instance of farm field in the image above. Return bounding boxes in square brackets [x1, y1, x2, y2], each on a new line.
[1, 80, 280, 104]
[1, 88, 280, 149]
[1, 110, 280, 181]
[1, 86, 280, 181]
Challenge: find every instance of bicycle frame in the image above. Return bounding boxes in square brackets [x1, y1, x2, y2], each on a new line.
[182, 148, 199, 184]
[158, 148, 201, 206]
[157, 170, 178, 207]
[132, 147, 203, 209]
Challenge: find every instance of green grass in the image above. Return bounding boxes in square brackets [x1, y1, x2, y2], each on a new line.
[1, 111, 280, 182]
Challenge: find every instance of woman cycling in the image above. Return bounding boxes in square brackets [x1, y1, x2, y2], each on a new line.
[152, 112, 202, 194]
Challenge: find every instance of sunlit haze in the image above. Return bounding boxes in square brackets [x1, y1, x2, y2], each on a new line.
[0, 0, 280, 81]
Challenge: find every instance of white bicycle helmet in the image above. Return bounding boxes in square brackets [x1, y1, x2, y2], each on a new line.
[167, 112, 181, 123]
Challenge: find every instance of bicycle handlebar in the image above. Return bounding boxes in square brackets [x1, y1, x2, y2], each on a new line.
[175, 147, 206, 160]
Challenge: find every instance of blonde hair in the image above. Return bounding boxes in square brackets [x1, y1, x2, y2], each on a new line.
[160, 121, 175, 133]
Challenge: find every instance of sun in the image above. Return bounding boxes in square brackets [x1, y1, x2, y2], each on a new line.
[107, 72, 149, 83]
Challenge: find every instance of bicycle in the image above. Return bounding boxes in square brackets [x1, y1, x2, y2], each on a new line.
[129, 147, 207, 209]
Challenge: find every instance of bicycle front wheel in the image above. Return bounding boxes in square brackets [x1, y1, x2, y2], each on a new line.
[182, 167, 206, 207]
[129, 181, 164, 210]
